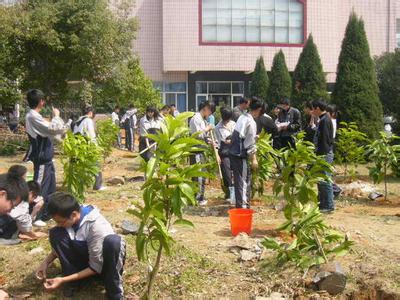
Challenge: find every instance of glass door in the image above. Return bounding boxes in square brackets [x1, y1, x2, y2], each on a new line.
[232, 94, 244, 107]
[210, 94, 232, 108]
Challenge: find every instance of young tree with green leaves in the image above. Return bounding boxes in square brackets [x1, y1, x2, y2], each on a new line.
[250, 56, 269, 102]
[365, 132, 400, 201]
[263, 135, 352, 269]
[96, 118, 120, 160]
[332, 13, 383, 138]
[268, 50, 292, 105]
[292, 34, 327, 109]
[61, 132, 101, 202]
[335, 122, 368, 178]
[130, 113, 211, 299]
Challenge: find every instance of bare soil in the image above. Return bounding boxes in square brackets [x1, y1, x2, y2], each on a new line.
[0, 149, 399, 299]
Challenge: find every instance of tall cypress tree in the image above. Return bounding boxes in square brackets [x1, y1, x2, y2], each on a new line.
[332, 13, 383, 138]
[268, 50, 292, 105]
[292, 34, 327, 108]
[250, 56, 269, 102]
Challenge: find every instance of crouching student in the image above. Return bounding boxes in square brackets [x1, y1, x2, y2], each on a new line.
[36, 192, 126, 299]
[27, 181, 45, 226]
[215, 107, 236, 205]
[229, 98, 264, 209]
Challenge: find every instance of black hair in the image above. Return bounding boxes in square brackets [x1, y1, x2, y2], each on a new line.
[27, 89, 45, 109]
[146, 106, 160, 120]
[305, 101, 313, 110]
[249, 97, 264, 112]
[8, 165, 27, 179]
[114, 105, 120, 111]
[209, 102, 216, 114]
[170, 104, 176, 108]
[0, 171, 29, 202]
[220, 107, 233, 121]
[239, 97, 250, 105]
[262, 102, 269, 114]
[198, 101, 211, 112]
[129, 104, 135, 109]
[161, 105, 171, 112]
[327, 104, 338, 115]
[48, 192, 80, 218]
[83, 105, 94, 115]
[311, 98, 328, 111]
[280, 97, 291, 106]
[27, 180, 41, 197]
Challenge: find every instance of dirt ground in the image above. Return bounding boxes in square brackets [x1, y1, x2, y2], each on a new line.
[0, 149, 399, 299]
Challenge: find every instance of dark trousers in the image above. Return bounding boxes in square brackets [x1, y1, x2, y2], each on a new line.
[0, 215, 18, 239]
[220, 155, 233, 198]
[49, 227, 126, 300]
[93, 172, 103, 190]
[275, 135, 295, 150]
[230, 156, 251, 208]
[189, 153, 206, 202]
[125, 127, 135, 152]
[34, 161, 56, 221]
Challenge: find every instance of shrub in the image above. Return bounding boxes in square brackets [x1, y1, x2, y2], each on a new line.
[332, 13, 383, 138]
[250, 56, 269, 102]
[61, 132, 101, 202]
[267, 50, 291, 105]
[335, 122, 368, 178]
[96, 118, 120, 160]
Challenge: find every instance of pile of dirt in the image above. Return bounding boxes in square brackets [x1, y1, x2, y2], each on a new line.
[339, 181, 376, 199]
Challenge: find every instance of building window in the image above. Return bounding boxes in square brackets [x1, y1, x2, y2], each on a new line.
[397, 19, 400, 48]
[195, 81, 244, 108]
[154, 82, 188, 112]
[200, 0, 305, 45]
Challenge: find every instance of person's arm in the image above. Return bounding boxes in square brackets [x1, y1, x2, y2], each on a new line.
[85, 119, 97, 143]
[29, 109, 68, 138]
[31, 199, 44, 221]
[9, 204, 33, 234]
[36, 251, 58, 280]
[43, 268, 96, 291]
[288, 109, 301, 133]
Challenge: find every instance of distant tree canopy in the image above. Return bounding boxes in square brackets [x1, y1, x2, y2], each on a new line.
[250, 56, 269, 102]
[0, 0, 161, 111]
[267, 50, 291, 105]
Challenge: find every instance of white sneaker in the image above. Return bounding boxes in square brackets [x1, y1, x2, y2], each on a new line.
[97, 186, 108, 191]
[198, 200, 208, 206]
[33, 220, 47, 227]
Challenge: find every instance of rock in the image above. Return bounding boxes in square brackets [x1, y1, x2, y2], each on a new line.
[368, 192, 383, 200]
[121, 220, 139, 235]
[340, 181, 376, 199]
[313, 262, 347, 296]
[107, 176, 125, 186]
[29, 247, 44, 255]
[239, 249, 258, 261]
[232, 232, 256, 250]
[255, 292, 287, 300]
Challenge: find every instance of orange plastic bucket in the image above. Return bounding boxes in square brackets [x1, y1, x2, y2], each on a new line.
[228, 208, 254, 236]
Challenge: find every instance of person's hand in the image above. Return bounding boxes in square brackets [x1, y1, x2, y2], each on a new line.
[0, 289, 9, 300]
[216, 153, 221, 165]
[205, 124, 213, 132]
[251, 156, 258, 171]
[52, 107, 60, 118]
[35, 261, 48, 281]
[44, 277, 64, 291]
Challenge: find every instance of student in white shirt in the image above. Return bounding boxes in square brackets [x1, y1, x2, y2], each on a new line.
[138, 106, 161, 161]
[111, 105, 121, 148]
[73, 106, 106, 191]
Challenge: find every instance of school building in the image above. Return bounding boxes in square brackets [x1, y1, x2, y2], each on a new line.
[131, 0, 400, 112]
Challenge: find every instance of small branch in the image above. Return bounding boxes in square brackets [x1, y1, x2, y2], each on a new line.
[146, 244, 163, 300]
[313, 231, 328, 263]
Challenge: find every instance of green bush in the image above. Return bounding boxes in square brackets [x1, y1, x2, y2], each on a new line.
[96, 118, 120, 160]
[332, 13, 383, 138]
[292, 34, 328, 109]
[61, 131, 101, 202]
[250, 56, 269, 102]
[267, 50, 292, 105]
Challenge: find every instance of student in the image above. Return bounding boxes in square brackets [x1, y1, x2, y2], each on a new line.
[229, 98, 263, 209]
[311, 99, 335, 213]
[121, 105, 137, 152]
[0, 170, 29, 298]
[0, 168, 45, 245]
[27, 181, 45, 226]
[111, 106, 121, 148]
[232, 97, 250, 122]
[35, 192, 125, 299]
[189, 101, 214, 206]
[170, 104, 180, 117]
[25, 89, 70, 222]
[326, 104, 338, 139]
[215, 107, 236, 204]
[73, 106, 106, 191]
[138, 106, 161, 161]
[275, 98, 301, 149]
[303, 101, 319, 143]
[160, 105, 171, 119]
[256, 103, 278, 136]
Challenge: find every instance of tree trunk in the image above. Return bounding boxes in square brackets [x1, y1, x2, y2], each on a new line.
[145, 245, 163, 300]
[384, 165, 388, 201]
